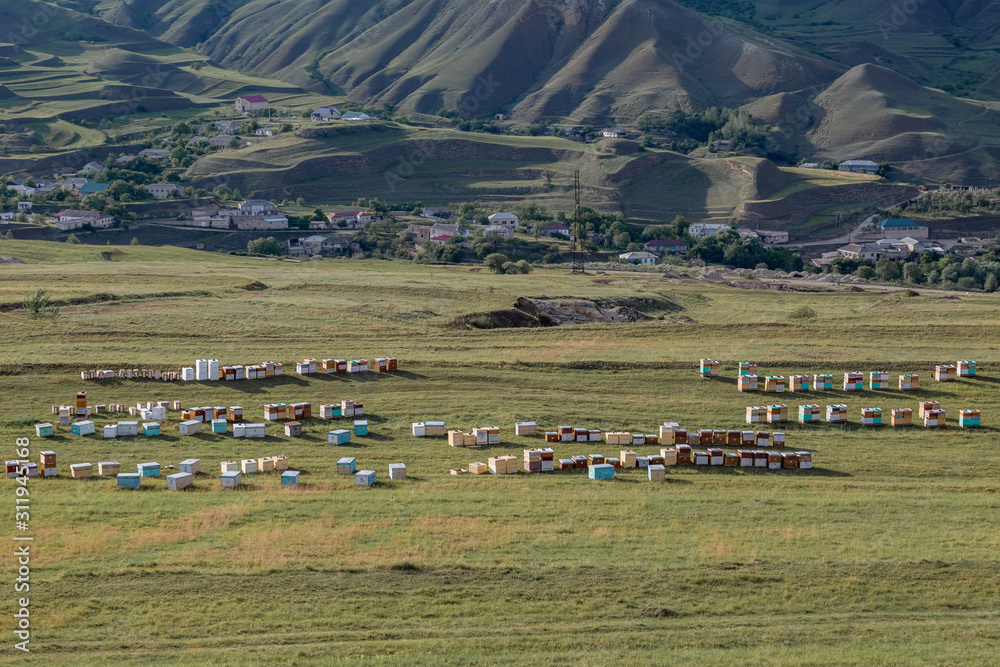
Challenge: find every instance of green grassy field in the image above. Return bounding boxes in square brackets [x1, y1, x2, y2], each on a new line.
[1, 241, 999, 663]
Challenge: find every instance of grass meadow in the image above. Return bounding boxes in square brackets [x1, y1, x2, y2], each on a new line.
[0, 241, 999, 664]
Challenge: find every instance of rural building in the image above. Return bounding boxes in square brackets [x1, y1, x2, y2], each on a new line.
[144, 183, 180, 200]
[710, 139, 731, 151]
[207, 135, 234, 147]
[543, 223, 570, 237]
[235, 95, 269, 115]
[688, 223, 732, 238]
[429, 235, 453, 244]
[405, 224, 432, 242]
[17, 201, 32, 211]
[494, 113, 507, 120]
[487, 212, 519, 228]
[878, 218, 928, 240]
[644, 239, 689, 253]
[738, 228, 789, 244]
[54, 209, 114, 230]
[601, 128, 626, 138]
[238, 200, 279, 216]
[311, 106, 341, 121]
[59, 178, 91, 195]
[232, 215, 288, 231]
[216, 121, 241, 134]
[255, 128, 275, 136]
[799, 162, 820, 169]
[838, 159, 880, 174]
[837, 242, 881, 260]
[619, 251, 657, 265]
[138, 148, 169, 160]
[326, 211, 372, 228]
[78, 162, 103, 174]
[430, 223, 468, 238]
[481, 225, 514, 240]
[0, 211, 14, 220]
[77, 182, 109, 199]
[188, 136, 209, 144]
[115, 154, 136, 163]
[287, 235, 351, 256]
[340, 111, 371, 121]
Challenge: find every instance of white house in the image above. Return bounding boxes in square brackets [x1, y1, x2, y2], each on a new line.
[216, 121, 241, 135]
[143, 183, 180, 200]
[326, 211, 373, 228]
[543, 223, 571, 237]
[0, 211, 15, 220]
[53, 209, 114, 230]
[17, 201, 32, 211]
[237, 200, 279, 216]
[255, 128, 275, 136]
[138, 148, 169, 160]
[481, 225, 514, 240]
[688, 223, 732, 238]
[78, 162, 104, 174]
[430, 223, 469, 238]
[620, 251, 657, 265]
[487, 212, 519, 229]
[601, 128, 626, 138]
[837, 242, 881, 260]
[311, 106, 341, 121]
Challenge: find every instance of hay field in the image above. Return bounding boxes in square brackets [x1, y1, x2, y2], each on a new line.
[0, 241, 998, 664]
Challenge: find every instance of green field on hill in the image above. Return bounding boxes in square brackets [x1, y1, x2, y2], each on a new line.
[0, 242, 998, 664]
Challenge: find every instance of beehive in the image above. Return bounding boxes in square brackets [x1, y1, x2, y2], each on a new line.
[210, 419, 227, 434]
[746, 406, 765, 424]
[424, 421, 447, 437]
[648, 464, 665, 481]
[473, 426, 500, 444]
[826, 404, 848, 423]
[772, 432, 786, 447]
[488, 457, 507, 475]
[235, 423, 266, 438]
[789, 375, 810, 392]
[869, 372, 889, 390]
[898, 374, 919, 391]
[738, 361, 757, 376]
[673, 428, 688, 445]
[389, 463, 406, 480]
[712, 429, 727, 446]
[571, 455, 587, 469]
[764, 376, 786, 393]
[70, 420, 95, 436]
[241, 459, 257, 474]
[798, 404, 821, 423]
[273, 455, 289, 471]
[228, 406, 244, 421]
[221, 471, 241, 488]
[738, 374, 758, 392]
[861, 408, 883, 425]
[98, 461, 120, 476]
[767, 451, 782, 469]
[934, 364, 956, 382]
[34, 423, 54, 438]
[284, 421, 302, 437]
[117, 473, 141, 489]
[891, 408, 912, 426]
[179, 459, 201, 475]
[337, 457, 357, 475]
[588, 463, 615, 480]
[741, 430, 755, 447]
[137, 462, 160, 477]
[752, 451, 768, 468]
[958, 360, 977, 377]
[843, 372, 863, 391]
[70, 462, 93, 479]
[918, 401, 941, 418]
[755, 431, 770, 448]
[469, 462, 488, 474]
[959, 409, 981, 428]
[166, 472, 193, 490]
[796, 451, 813, 469]
[619, 450, 637, 468]
[143, 422, 161, 436]
[923, 409, 946, 427]
[221, 460, 239, 473]
[727, 430, 741, 446]
[737, 450, 754, 467]
[724, 453, 739, 467]
[515, 421, 537, 436]
[281, 470, 300, 486]
[693, 451, 709, 465]
[708, 448, 724, 465]
[699, 359, 720, 377]
[781, 452, 799, 469]
[178, 420, 202, 436]
[104, 424, 118, 438]
[258, 457, 276, 473]
[658, 422, 680, 442]
[320, 404, 341, 419]
[766, 404, 788, 423]
[675, 445, 692, 465]
[264, 404, 288, 421]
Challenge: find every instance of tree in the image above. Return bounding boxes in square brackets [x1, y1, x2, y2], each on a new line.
[313, 207, 325, 220]
[902, 262, 925, 284]
[247, 236, 282, 256]
[66, 233, 81, 244]
[484, 252, 510, 273]
[985, 273, 998, 293]
[23, 289, 58, 319]
[130, 237, 140, 246]
[280, 123, 293, 133]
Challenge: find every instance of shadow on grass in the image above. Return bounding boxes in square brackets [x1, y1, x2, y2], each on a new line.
[965, 375, 999, 384]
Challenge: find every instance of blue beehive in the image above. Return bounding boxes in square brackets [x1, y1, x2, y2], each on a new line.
[354, 420, 368, 436]
[71, 420, 95, 436]
[117, 473, 141, 489]
[588, 463, 614, 480]
[355, 469, 376, 487]
[34, 423, 53, 437]
[337, 457, 356, 475]
[137, 462, 160, 477]
[142, 422, 160, 436]
[211, 419, 227, 434]
[281, 470, 300, 487]
[328, 429, 351, 445]
[221, 471, 241, 488]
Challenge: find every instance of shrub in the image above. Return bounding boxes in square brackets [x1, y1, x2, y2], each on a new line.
[788, 306, 817, 321]
[23, 289, 58, 319]
[484, 252, 510, 273]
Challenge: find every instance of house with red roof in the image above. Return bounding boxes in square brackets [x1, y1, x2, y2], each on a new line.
[235, 95, 270, 115]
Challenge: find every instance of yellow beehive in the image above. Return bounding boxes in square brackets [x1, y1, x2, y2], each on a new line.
[258, 457, 276, 473]
[469, 461, 488, 474]
[273, 455, 289, 471]
[619, 450, 637, 467]
[891, 408, 912, 426]
[448, 430, 466, 447]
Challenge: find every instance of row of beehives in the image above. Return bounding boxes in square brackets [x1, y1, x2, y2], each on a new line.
[335, 457, 406, 487]
[80, 369, 183, 381]
[34, 417, 369, 440]
[737, 373, 924, 392]
[451, 447, 813, 478]
[182, 359, 284, 381]
[747, 402, 980, 427]
[706, 360, 978, 381]
[295, 357, 397, 374]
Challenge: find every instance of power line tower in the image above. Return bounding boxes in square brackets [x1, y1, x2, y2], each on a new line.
[571, 170, 584, 274]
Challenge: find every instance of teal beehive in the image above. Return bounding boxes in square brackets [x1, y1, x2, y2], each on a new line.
[588, 463, 614, 480]
[117, 473, 141, 489]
